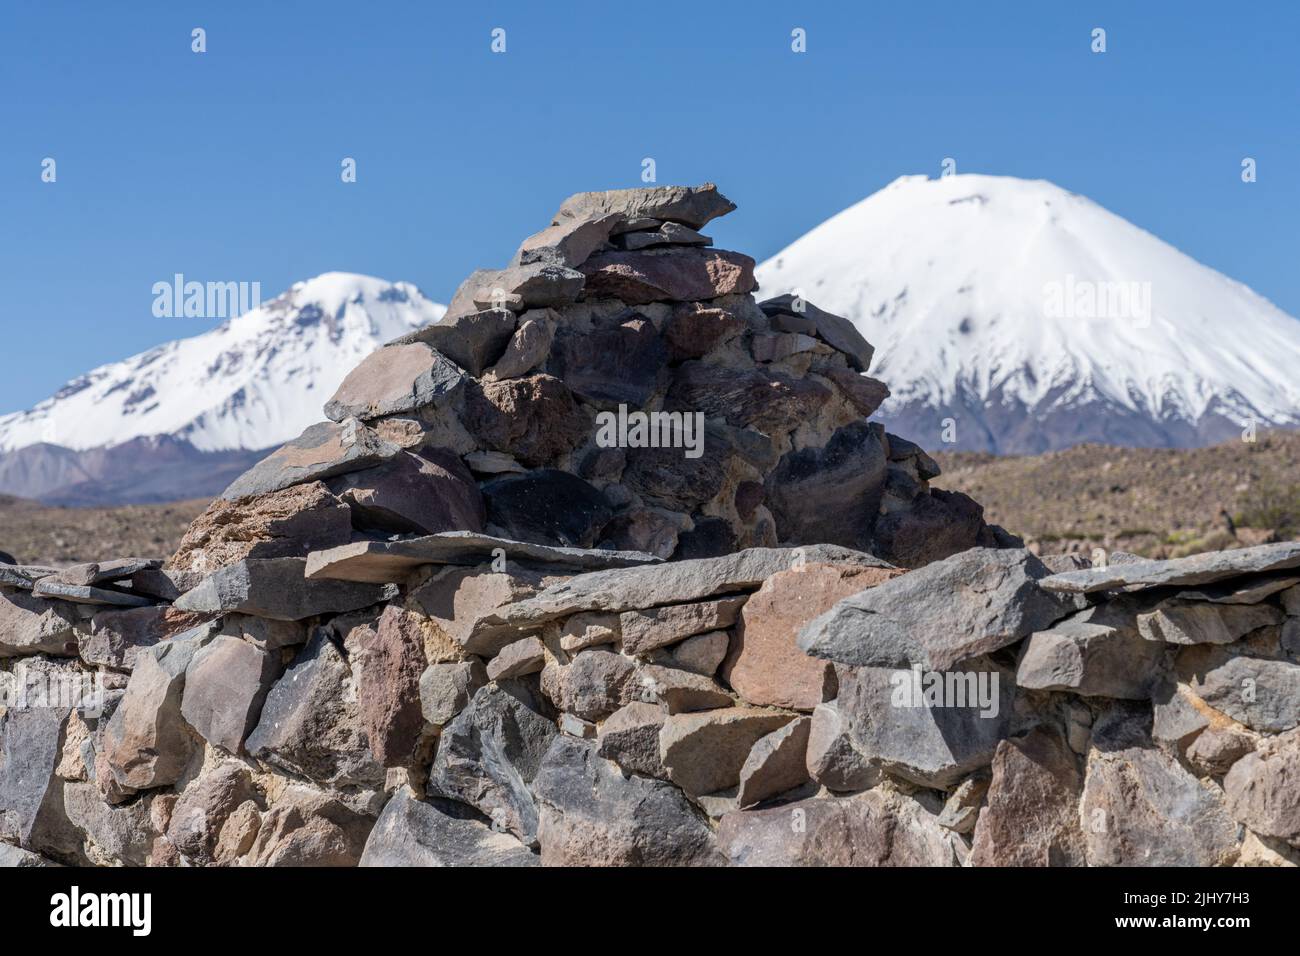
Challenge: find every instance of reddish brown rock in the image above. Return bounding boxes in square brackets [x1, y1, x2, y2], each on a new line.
[487, 636, 546, 682]
[821, 368, 890, 418]
[168, 481, 353, 575]
[663, 304, 746, 361]
[722, 563, 900, 710]
[580, 248, 756, 305]
[549, 318, 669, 408]
[970, 728, 1085, 866]
[355, 604, 429, 767]
[465, 374, 589, 468]
[667, 361, 830, 434]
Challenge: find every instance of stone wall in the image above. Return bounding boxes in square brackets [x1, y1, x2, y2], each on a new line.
[3, 183, 1295, 868]
[3, 538, 1299, 867]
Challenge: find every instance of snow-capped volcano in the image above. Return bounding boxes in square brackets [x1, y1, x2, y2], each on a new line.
[0, 272, 444, 454]
[756, 174, 1300, 453]
[0, 273, 444, 503]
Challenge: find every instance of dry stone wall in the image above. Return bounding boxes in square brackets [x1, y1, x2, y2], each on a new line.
[2, 184, 1297, 868]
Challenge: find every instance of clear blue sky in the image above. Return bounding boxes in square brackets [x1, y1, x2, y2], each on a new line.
[2, 1, 1296, 413]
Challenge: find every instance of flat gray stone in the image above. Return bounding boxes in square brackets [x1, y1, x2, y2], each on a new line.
[799, 548, 1075, 670]
[1016, 609, 1169, 699]
[360, 787, 538, 867]
[0, 565, 59, 590]
[221, 418, 402, 500]
[1039, 541, 1300, 594]
[0, 589, 80, 658]
[304, 531, 660, 584]
[1137, 600, 1283, 645]
[552, 183, 736, 231]
[493, 545, 890, 628]
[245, 629, 384, 789]
[426, 682, 558, 848]
[1182, 648, 1300, 733]
[175, 558, 397, 621]
[324, 341, 466, 421]
[532, 735, 723, 866]
[31, 579, 154, 608]
[836, 659, 1013, 788]
[45, 558, 163, 589]
[758, 294, 875, 372]
[1178, 574, 1300, 604]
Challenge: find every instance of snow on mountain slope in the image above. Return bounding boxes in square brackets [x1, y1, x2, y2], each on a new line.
[0, 273, 445, 454]
[756, 174, 1300, 452]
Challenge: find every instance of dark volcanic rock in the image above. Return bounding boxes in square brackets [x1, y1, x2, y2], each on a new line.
[533, 736, 723, 866]
[871, 488, 987, 568]
[426, 682, 558, 847]
[245, 630, 384, 789]
[482, 470, 612, 549]
[667, 362, 830, 433]
[465, 374, 589, 468]
[766, 422, 887, 548]
[327, 448, 485, 535]
[549, 317, 669, 408]
[389, 309, 517, 377]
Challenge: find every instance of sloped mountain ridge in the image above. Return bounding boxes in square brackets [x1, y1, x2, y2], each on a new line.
[0, 274, 445, 503]
[756, 173, 1300, 453]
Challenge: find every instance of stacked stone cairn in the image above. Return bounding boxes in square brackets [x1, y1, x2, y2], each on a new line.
[2, 184, 1298, 867]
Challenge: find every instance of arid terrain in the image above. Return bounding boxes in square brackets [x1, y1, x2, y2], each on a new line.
[934, 429, 1300, 558]
[0, 493, 208, 566]
[4, 431, 1298, 567]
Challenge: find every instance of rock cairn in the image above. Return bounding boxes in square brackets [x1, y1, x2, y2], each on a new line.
[187, 182, 1011, 572]
[2, 184, 1298, 868]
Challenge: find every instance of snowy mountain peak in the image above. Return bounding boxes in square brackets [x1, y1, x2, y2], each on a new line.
[757, 173, 1300, 451]
[0, 272, 445, 454]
